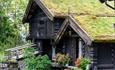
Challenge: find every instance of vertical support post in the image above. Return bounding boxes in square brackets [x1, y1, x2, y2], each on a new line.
[78, 38, 82, 59]
[37, 41, 43, 55]
[52, 45, 56, 61]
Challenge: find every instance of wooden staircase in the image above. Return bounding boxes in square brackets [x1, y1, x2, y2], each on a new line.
[0, 44, 40, 70]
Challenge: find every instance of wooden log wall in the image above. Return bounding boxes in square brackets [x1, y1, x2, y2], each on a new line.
[28, 5, 53, 40]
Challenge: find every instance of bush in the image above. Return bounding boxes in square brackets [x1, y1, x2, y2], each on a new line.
[36, 55, 52, 70]
[79, 58, 90, 70]
[23, 47, 51, 70]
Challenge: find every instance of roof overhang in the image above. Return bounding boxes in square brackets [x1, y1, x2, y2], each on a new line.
[69, 15, 93, 45]
[54, 19, 69, 44]
[34, 0, 54, 20]
[23, 0, 67, 23]
[22, 0, 33, 23]
[54, 16, 92, 46]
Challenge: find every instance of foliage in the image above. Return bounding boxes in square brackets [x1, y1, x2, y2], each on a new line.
[79, 58, 90, 70]
[0, 0, 28, 52]
[56, 53, 70, 66]
[23, 47, 52, 70]
[23, 47, 35, 58]
[74, 15, 115, 42]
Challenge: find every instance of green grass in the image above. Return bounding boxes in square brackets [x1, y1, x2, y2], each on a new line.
[73, 15, 115, 42]
[42, 0, 114, 16]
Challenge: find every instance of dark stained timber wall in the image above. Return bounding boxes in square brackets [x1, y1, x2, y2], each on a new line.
[28, 4, 53, 40]
[92, 43, 115, 70]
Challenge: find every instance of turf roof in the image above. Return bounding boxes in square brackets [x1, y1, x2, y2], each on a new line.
[42, 0, 114, 16]
[73, 15, 115, 42]
[41, 0, 115, 42]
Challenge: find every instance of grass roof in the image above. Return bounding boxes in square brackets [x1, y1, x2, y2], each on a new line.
[42, 0, 114, 16]
[42, 0, 115, 42]
[73, 15, 115, 42]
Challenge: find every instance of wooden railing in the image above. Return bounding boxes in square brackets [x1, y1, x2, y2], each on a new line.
[5, 44, 38, 60]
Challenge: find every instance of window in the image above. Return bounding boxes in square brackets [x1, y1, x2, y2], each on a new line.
[39, 20, 44, 25]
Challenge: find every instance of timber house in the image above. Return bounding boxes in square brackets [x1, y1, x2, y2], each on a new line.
[22, 0, 115, 70]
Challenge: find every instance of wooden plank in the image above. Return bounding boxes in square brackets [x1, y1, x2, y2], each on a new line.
[10, 51, 39, 60]
[5, 44, 35, 52]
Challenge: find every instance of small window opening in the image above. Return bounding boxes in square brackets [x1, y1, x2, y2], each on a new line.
[39, 20, 44, 25]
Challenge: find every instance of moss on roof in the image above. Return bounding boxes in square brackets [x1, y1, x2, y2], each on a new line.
[42, 0, 114, 16]
[42, 0, 115, 42]
[73, 15, 115, 42]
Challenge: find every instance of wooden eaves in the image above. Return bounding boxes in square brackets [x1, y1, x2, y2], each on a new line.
[55, 15, 92, 45]
[22, 0, 66, 23]
[54, 19, 69, 44]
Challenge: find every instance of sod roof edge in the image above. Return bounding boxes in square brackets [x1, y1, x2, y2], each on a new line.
[71, 15, 115, 42]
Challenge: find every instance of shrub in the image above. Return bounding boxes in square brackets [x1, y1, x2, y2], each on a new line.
[23, 47, 51, 70]
[79, 58, 90, 70]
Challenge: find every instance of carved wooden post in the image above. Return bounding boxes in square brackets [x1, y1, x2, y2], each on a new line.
[52, 45, 56, 61]
[78, 38, 83, 59]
